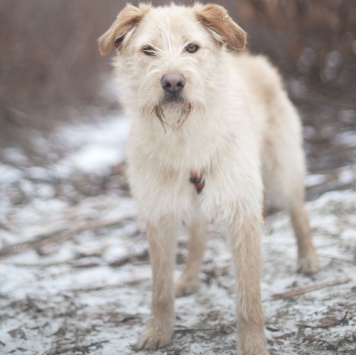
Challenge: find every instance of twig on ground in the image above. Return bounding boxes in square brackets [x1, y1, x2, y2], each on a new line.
[109, 249, 149, 267]
[271, 277, 352, 300]
[0, 217, 134, 258]
[298, 311, 349, 329]
[266, 326, 280, 332]
[68, 279, 144, 293]
[175, 327, 214, 333]
[51, 340, 110, 354]
[0, 260, 72, 267]
[302, 336, 336, 349]
[318, 253, 356, 264]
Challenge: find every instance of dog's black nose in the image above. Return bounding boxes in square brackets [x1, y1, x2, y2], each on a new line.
[161, 73, 186, 93]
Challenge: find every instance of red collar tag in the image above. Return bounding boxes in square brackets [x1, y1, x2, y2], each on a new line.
[190, 170, 205, 194]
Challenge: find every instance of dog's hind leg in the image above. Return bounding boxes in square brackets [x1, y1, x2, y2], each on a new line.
[264, 148, 319, 274]
[135, 218, 177, 351]
[290, 199, 319, 273]
[176, 211, 207, 297]
[262, 94, 319, 274]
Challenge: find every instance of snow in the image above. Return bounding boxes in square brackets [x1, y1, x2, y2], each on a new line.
[0, 163, 22, 184]
[53, 113, 129, 177]
[305, 174, 327, 187]
[333, 131, 356, 146]
[0, 113, 355, 354]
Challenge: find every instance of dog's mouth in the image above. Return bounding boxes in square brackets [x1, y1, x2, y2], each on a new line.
[153, 94, 192, 132]
[162, 92, 184, 103]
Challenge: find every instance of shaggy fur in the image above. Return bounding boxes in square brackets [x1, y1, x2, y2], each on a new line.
[98, 3, 319, 354]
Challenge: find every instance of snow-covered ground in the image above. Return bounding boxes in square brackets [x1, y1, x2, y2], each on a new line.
[0, 114, 355, 354]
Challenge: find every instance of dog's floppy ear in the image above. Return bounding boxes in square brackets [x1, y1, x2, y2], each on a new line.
[195, 3, 246, 50]
[98, 3, 150, 55]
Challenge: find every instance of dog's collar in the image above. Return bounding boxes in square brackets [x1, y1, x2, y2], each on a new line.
[190, 170, 205, 194]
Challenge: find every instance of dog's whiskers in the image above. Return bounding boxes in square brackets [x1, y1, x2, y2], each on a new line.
[153, 105, 168, 133]
[175, 103, 192, 130]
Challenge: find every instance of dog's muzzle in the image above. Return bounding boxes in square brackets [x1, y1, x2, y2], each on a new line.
[153, 73, 191, 130]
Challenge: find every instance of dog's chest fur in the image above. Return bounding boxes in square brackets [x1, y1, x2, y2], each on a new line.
[128, 103, 246, 183]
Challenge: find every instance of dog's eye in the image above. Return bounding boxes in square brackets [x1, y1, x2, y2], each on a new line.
[142, 45, 156, 56]
[186, 43, 198, 53]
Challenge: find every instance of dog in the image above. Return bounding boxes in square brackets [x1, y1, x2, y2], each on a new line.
[98, 3, 319, 354]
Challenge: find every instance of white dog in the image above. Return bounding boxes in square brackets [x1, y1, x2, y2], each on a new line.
[99, 3, 319, 354]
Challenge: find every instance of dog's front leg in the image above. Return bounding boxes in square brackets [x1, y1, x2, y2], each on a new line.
[228, 216, 268, 355]
[176, 211, 207, 297]
[135, 219, 177, 351]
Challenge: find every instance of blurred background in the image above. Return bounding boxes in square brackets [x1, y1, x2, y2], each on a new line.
[1, 3, 355, 352]
[0, 0, 355, 205]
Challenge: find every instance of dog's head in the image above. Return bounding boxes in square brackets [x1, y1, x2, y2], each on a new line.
[98, 3, 246, 131]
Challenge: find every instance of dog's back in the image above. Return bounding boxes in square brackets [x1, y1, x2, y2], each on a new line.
[232, 53, 307, 208]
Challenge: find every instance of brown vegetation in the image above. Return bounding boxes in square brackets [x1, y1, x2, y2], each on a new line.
[0, 1, 355, 159]
[235, 0, 356, 90]
[1, 0, 355, 116]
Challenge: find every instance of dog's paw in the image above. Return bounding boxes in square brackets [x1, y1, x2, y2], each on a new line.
[240, 350, 269, 355]
[135, 326, 173, 351]
[298, 252, 319, 274]
[175, 277, 199, 297]
[238, 336, 269, 355]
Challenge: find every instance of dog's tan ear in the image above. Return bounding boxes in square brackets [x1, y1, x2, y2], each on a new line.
[195, 3, 246, 50]
[98, 4, 150, 55]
